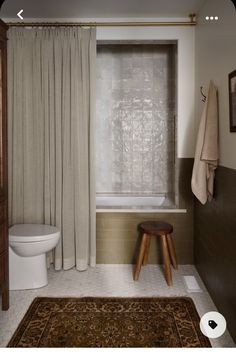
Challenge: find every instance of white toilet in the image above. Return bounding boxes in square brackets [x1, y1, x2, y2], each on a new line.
[9, 224, 60, 290]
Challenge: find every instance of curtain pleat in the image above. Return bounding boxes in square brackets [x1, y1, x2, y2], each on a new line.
[7, 27, 96, 271]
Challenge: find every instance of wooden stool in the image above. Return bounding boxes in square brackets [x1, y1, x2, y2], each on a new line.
[133, 221, 178, 286]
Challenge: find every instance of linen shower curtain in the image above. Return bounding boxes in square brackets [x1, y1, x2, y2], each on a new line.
[7, 27, 96, 271]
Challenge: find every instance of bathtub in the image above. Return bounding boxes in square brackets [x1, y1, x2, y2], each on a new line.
[96, 195, 187, 213]
[96, 196, 166, 207]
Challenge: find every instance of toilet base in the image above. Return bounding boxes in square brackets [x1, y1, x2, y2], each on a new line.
[9, 247, 48, 290]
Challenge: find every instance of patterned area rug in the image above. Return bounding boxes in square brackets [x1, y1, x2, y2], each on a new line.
[8, 297, 211, 347]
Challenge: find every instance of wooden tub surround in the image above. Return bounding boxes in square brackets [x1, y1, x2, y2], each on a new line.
[133, 221, 178, 286]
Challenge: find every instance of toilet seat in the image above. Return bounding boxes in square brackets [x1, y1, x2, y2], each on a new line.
[9, 224, 60, 243]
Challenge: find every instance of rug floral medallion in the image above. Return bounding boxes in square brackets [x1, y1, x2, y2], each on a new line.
[8, 297, 211, 347]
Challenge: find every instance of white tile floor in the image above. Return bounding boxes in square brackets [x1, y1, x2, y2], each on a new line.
[0, 265, 235, 347]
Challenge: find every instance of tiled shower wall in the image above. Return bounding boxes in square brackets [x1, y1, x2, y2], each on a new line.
[96, 158, 194, 264]
[96, 44, 176, 195]
[95, 45, 194, 264]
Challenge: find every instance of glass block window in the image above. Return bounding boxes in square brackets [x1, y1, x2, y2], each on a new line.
[96, 44, 176, 196]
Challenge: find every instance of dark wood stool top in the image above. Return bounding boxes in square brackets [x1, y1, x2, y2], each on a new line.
[138, 221, 173, 236]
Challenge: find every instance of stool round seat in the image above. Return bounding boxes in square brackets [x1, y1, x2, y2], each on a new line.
[134, 220, 178, 286]
[138, 221, 173, 236]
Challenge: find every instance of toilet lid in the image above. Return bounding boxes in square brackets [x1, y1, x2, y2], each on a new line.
[9, 224, 60, 243]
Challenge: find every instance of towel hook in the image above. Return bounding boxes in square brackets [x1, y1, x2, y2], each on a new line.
[200, 86, 206, 102]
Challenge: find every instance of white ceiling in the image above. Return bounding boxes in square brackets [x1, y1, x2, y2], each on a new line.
[1, 0, 207, 19]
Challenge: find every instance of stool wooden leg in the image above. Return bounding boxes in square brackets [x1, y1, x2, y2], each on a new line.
[161, 235, 172, 286]
[134, 233, 148, 281]
[166, 234, 178, 270]
[142, 235, 151, 266]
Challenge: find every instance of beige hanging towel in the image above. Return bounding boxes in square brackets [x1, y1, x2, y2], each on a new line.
[191, 81, 219, 204]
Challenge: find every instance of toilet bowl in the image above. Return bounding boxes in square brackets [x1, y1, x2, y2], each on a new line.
[9, 224, 60, 290]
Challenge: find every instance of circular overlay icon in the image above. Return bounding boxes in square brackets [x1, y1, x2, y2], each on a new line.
[200, 311, 226, 339]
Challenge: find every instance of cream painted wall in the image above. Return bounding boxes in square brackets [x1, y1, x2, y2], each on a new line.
[195, 0, 236, 169]
[96, 25, 196, 158]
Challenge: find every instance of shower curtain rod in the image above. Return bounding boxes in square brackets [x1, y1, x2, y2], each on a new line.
[7, 14, 197, 27]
